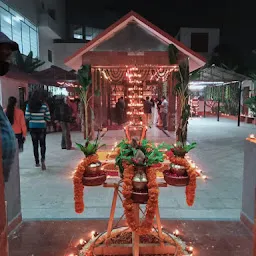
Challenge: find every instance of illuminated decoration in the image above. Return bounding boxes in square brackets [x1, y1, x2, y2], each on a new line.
[57, 81, 79, 88]
[185, 155, 208, 181]
[190, 97, 199, 117]
[126, 67, 143, 84]
[150, 67, 175, 82]
[97, 65, 177, 83]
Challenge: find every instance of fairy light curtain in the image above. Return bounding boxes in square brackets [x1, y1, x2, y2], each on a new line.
[98, 67, 175, 83]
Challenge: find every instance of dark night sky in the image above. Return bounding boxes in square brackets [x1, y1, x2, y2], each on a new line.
[67, 0, 256, 51]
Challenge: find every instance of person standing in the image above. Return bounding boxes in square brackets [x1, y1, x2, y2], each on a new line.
[160, 96, 168, 130]
[143, 96, 152, 126]
[0, 31, 19, 256]
[5, 97, 27, 152]
[116, 97, 125, 125]
[25, 91, 51, 170]
[54, 96, 73, 150]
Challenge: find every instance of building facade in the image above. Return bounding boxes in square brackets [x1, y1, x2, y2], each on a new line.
[176, 27, 220, 59]
[0, 0, 66, 69]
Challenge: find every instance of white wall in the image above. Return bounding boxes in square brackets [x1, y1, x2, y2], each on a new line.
[178, 27, 220, 58]
[0, 77, 28, 108]
[53, 42, 85, 70]
[38, 30, 55, 70]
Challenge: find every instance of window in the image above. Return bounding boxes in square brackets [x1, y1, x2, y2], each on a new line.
[73, 26, 83, 39]
[71, 25, 103, 41]
[85, 27, 93, 41]
[191, 33, 209, 52]
[0, 1, 39, 57]
[48, 49, 52, 62]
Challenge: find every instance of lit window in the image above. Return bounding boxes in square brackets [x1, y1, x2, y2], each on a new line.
[85, 27, 93, 41]
[0, 1, 39, 57]
[73, 26, 82, 39]
[0, 7, 12, 39]
[21, 22, 30, 55]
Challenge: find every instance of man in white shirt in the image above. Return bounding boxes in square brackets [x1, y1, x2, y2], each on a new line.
[160, 96, 168, 130]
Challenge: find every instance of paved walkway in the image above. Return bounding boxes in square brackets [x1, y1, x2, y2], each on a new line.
[19, 117, 255, 220]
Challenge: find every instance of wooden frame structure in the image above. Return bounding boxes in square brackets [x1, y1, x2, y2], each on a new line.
[82, 178, 181, 256]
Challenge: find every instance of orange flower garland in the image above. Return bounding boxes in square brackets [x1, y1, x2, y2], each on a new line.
[73, 154, 99, 213]
[122, 162, 159, 235]
[169, 156, 197, 206]
[186, 166, 197, 206]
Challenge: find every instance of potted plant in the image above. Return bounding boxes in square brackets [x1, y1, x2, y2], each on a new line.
[167, 141, 197, 158]
[164, 142, 196, 186]
[76, 130, 107, 186]
[116, 138, 165, 203]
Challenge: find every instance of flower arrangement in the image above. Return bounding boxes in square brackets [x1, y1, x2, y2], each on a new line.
[114, 138, 166, 234]
[73, 130, 106, 213]
[166, 141, 196, 158]
[76, 130, 106, 157]
[115, 138, 165, 177]
[164, 141, 197, 206]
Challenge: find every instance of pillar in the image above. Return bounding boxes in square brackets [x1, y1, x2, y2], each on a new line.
[99, 72, 103, 128]
[167, 73, 176, 131]
[0, 143, 8, 256]
[90, 68, 95, 138]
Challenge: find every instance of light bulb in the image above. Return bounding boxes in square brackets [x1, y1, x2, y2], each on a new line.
[249, 134, 255, 139]
[173, 229, 179, 236]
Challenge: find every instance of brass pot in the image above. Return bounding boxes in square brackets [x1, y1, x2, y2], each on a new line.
[133, 180, 147, 190]
[86, 162, 102, 176]
[171, 165, 187, 176]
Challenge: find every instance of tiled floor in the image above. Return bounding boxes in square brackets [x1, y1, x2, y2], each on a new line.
[18, 117, 255, 220]
[8, 220, 253, 256]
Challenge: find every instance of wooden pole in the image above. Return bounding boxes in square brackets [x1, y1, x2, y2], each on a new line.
[132, 204, 140, 256]
[99, 72, 103, 129]
[106, 186, 118, 238]
[91, 68, 95, 139]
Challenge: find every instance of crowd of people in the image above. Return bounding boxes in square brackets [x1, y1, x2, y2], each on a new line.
[4, 91, 75, 170]
[143, 96, 169, 129]
[115, 96, 169, 129]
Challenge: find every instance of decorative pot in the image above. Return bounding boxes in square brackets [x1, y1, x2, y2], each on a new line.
[171, 165, 187, 176]
[132, 181, 147, 190]
[133, 166, 147, 190]
[164, 173, 189, 187]
[86, 161, 102, 176]
[131, 191, 149, 204]
[82, 174, 107, 186]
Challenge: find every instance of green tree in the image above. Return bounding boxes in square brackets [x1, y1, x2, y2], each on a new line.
[77, 65, 100, 139]
[15, 50, 45, 73]
[168, 44, 191, 145]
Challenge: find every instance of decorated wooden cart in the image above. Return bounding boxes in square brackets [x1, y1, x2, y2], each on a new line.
[73, 131, 198, 256]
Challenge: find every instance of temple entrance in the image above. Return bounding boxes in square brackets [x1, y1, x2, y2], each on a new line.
[95, 65, 176, 129]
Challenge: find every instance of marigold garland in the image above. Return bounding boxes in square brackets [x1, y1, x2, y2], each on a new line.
[73, 154, 99, 213]
[169, 156, 197, 206]
[122, 162, 159, 235]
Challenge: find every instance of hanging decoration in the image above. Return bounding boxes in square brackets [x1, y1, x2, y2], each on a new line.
[150, 67, 174, 82]
[98, 66, 174, 83]
[100, 69, 126, 83]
